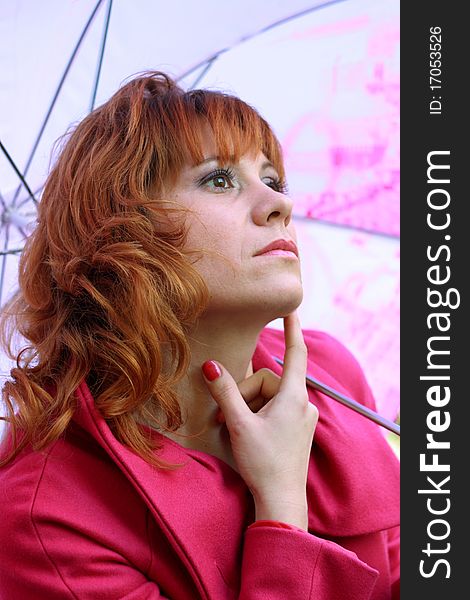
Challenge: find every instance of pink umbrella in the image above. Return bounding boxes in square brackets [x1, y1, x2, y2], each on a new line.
[0, 0, 399, 433]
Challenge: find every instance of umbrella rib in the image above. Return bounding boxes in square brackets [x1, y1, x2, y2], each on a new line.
[256, 0, 349, 36]
[293, 214, 400, 240]
[0, 139, 37, 205]
[0, 224, 11, 307]
[89, 0, 114, 112]
[17, 184, 45, 210]
[188, 57, 219, 90]
[177, 0, 348, 84]
[11, 0, 106, 207]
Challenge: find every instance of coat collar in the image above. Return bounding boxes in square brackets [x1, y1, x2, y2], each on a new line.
[73, 380, 248, 599]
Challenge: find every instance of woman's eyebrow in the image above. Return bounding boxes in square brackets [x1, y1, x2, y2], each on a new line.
[195, 156, 276, 171]
[261, 160, 276, 171]
[194, 155, 231, 167]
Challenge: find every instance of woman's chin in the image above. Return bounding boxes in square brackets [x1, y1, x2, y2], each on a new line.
[254, 284, 304, 319]
[205, 287, 303, 320]
[274, 295, 304, 320]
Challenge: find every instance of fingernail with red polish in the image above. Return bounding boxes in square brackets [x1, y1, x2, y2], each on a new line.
[202, 360, 222, 381]
[216, 409, 225, 424]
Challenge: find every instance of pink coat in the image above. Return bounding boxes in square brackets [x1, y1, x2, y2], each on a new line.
[0, 328, 399, 599]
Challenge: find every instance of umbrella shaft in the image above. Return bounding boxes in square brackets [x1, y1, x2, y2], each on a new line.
[273, 356, 400, 436]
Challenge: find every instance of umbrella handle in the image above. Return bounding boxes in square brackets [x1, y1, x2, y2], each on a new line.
[272, 356, 400, 437]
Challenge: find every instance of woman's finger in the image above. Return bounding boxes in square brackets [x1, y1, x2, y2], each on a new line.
[216, 368, 281, 423]
[201, 360, 252, 425]
[278, 311, 308, 395]
[216, 396, 267, 423]
[237, 368, 281, 404]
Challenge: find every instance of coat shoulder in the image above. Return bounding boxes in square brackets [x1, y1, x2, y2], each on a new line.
[0, 423, 150, 570]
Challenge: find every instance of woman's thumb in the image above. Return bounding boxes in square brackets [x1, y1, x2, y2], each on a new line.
[201, 360, 249, 424]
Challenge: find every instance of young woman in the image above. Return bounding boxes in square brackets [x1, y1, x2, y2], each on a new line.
[0, 72, 399, 599]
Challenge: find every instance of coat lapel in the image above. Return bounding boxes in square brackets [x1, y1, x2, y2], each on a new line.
[73, 381, 248, 600]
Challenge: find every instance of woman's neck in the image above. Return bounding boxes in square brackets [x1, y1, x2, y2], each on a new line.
[171, 313, 263, 438]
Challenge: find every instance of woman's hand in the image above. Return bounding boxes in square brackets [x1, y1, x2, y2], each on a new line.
[215, 367, 282, 423]
[201, 311, 319, 530]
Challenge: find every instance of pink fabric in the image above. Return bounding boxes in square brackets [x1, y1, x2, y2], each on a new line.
[247, 519, 305, 533]
[0, 328, 399, 599]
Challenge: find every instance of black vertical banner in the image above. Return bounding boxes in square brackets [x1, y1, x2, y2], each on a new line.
[401, 3, 467, 597]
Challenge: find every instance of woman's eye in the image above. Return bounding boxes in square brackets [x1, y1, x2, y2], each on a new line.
[211, 175, 232, 189]
[198, 168, 288, 195]
[200, 168, 236, 192]
[265, 178, 289, 194]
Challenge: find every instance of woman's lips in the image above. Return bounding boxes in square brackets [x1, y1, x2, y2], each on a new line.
[254, 239, 299, 257]
[256, 249, 298, 258]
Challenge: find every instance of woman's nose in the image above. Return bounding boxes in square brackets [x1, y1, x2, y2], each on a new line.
[251, 184, 294, 228]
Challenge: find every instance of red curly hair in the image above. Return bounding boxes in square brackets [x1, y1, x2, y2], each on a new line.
[0, 71, 286, 468]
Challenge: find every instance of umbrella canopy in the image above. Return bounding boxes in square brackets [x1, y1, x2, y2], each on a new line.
[0, 0, 399, 425]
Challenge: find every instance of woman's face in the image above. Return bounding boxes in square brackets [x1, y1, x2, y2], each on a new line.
[167, 131, 303, 320]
